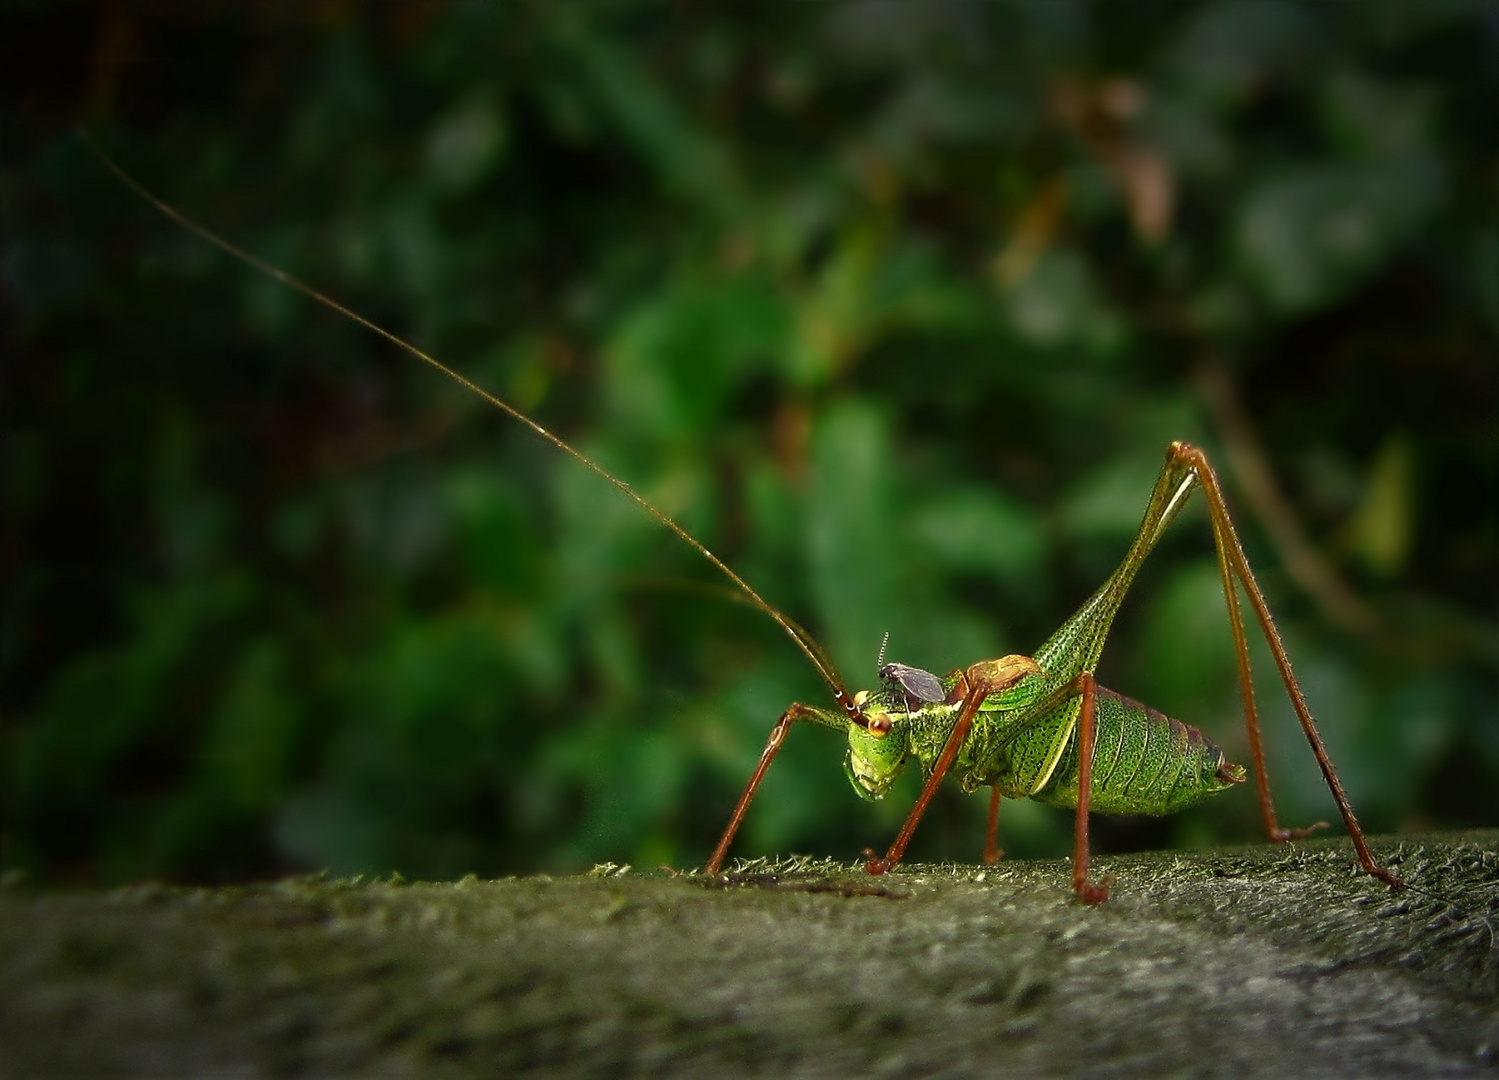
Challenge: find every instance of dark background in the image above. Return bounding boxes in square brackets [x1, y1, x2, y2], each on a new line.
[3, 1, 1495, 885]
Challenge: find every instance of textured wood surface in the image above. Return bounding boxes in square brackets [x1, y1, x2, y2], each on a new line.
[3, 832, 1496, 1078]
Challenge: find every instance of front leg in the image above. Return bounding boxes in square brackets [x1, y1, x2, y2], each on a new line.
[706, 704, 830, 874]
[866, 654, 1041, 875]
[983, 785, 1004, 865]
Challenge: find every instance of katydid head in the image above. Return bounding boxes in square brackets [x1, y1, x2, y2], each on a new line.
[843, 648, 958, 798]
[842, 687, 911, 800]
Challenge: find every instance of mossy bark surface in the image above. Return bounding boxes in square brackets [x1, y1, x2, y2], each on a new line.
[4, 832, 1497, 1078]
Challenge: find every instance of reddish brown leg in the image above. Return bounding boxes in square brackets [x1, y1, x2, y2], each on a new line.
[1179, 443, 1400, 888]
[983, 786, 1004, 865]
[865, 691, 985, 874]
[1071, 672, 1110, 904]
[1199, 454, 1327, 844]
[706, 704, 822, 874]
[867, 654, 1040, 875]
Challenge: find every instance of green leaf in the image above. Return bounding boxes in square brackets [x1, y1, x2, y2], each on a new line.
[1236, 158, 1443, 315]
[1343, 432, 1416, 578]
[807, 401, 899, 676]
[911, 487, 1045, 584]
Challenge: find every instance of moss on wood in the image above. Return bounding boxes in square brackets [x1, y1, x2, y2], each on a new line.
[4, 831, 1497, 1077]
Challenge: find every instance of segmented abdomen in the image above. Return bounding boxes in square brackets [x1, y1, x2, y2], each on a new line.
[1031, 687, 1239, 815]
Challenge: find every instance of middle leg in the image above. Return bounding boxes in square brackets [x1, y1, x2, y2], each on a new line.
[984, 786, 1004, 865]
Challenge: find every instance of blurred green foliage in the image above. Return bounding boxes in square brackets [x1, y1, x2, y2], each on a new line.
[3, 1, 1495, 884]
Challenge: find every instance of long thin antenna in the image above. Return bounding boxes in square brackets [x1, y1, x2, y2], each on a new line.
[82, 130, 865, 720]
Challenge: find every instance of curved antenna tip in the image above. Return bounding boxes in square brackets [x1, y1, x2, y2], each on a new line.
[79, 133, 859, 708]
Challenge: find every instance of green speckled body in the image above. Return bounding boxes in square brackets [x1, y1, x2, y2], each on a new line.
[864, 679, 1239, 816]
[1013, 689, 1237, 814]
[843, 456, 1245, 816]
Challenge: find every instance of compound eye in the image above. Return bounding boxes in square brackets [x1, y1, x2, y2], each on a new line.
[868, 714, 892, 738]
